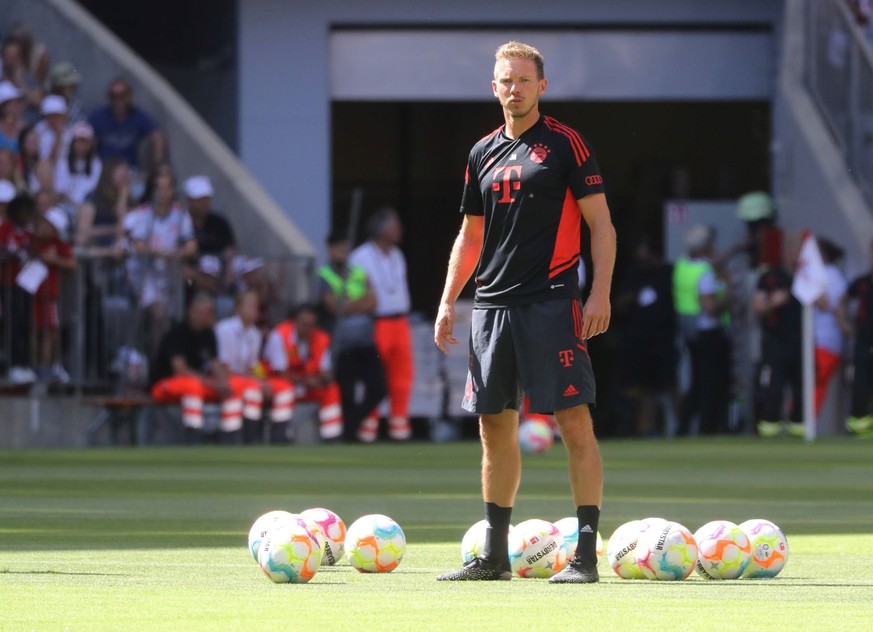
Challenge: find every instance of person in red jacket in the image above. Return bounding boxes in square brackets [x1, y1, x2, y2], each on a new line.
[32, 207, 76, 382]
[262, 304, 343, 441]
[0, 192, 36, 383]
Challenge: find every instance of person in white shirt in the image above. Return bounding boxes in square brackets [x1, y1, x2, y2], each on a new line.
[813, 237, 848, 419]
[214, 290, 293, 443]
[34, 94, 69, 163]
[55, 121, 101, 207]
[349, 208, 414, 441]
[125, 166, 197, 357]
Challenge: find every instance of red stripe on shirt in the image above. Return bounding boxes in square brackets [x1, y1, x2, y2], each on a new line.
[544, 116, 590, 166]
[548, 188, 582, 279]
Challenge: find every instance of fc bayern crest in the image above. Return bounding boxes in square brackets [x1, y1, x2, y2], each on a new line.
[529, 143, 550, 164]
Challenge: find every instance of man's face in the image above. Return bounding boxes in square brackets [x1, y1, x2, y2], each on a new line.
[188, 299, 216, 331]
[492, 57, 546, 120]
[295, 311, 317, 341]
[187, 196, 211, 218]
[328, 240, 350, 265]
[237, 293, 260, 326]
[108, 82, 132, 116]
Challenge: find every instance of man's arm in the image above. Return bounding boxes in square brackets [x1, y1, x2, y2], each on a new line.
[434, 215, 484, 353]
[578, 193, 616, 339]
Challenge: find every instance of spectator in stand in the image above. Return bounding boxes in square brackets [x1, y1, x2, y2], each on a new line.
[35, 95, 68, 164]
[263, 304, 343, 442]
[812, 237, 848, 424]
[184, 175, 237, 312]
[320, 232, 387, 442]
[32, 207, 75, 383]
[613, 238, 678, 437]
[349, 208, 414, 441]
[753, 233, 803, 438]
[151, 293, 252, 444]
[0, 81, 25, 153]
[673, 224, 732, 435]
[0, 35, 43, 116]
[47, 62, 85, 125]
[88, 78, 166, 170]
[0, 179, 15, 220]
[0, 153, 22, 196]
[0, 193, 37, 383]
[125, 166, 197, 357]
[18, 123, 52, 193]
[75, 157, 129, 252]
[55, 121, 101, 209]
[841, 237, 873, 436]
[215, 289, 295, 444]
[4, 24, 49, 85]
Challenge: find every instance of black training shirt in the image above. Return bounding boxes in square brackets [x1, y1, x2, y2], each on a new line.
[460, 115, 605, 307]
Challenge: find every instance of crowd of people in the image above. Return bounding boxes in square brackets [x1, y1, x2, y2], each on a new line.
[148, 209, 416, 445]
[0, 23, 270, 387]
[612, 191, 873, 440]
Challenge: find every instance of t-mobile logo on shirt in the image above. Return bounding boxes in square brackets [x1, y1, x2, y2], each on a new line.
[492, 166, 522, 203]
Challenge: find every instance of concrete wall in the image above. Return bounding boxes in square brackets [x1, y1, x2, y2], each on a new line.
[238, 0, 783, 254]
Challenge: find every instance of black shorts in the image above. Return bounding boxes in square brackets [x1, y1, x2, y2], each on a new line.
[462, 298, 596, 415]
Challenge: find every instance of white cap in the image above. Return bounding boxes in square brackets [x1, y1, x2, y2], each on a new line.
[44, 207, 70, 236]
[684, 224, 714, 251]
[40, 94, 68, 116]
[0, 180, 16, 203]
[198, 254, 222, 277]
[184, 175, 213, 199]
[0, 81, 22, 106]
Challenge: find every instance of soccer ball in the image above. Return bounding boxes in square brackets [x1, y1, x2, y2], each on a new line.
[694, 520, 752, 580]
[509, 519, 567, 578]
[738, 519, 788, 578]
[635, 520, 698, 581]
[300, 508, 346, 566]
[553, 517, 602, 561]
[345, 514, 406, 573]
[248, 510, 296, 562]
[608, 518, 669, 579]
[258, 521, 322, 583]
[460, 519, 514, 564]
[518, 419, 553, 453]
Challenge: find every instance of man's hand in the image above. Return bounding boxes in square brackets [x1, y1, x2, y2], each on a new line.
[581, 291, 610, 340]
[434, 302, 458, 354]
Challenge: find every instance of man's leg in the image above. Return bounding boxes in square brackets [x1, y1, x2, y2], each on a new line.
[437, 409, 519, 581]
[549, 403, 602, 584]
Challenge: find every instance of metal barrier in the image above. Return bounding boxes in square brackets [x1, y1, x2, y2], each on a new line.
[805, 0, 873, 205]
[0, 251, 316, 391]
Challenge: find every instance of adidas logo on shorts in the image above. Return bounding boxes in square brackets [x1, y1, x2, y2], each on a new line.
[563, 384, 580, 397]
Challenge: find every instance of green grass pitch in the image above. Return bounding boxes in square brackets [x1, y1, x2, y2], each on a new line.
[1, 438, 872, 630]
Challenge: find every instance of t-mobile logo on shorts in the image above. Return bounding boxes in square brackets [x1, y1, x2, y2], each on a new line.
[558, 349, 574, 367]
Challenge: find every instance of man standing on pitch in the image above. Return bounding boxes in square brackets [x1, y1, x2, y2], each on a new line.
[434, 41, 616, 583]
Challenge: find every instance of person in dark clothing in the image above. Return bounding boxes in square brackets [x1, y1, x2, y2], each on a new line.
[613, 238, 678, 437]
[841, 238, 873, 436]
[318, 233, 386, 443]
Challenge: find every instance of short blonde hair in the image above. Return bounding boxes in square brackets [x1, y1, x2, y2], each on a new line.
[495, 41, 544, 79]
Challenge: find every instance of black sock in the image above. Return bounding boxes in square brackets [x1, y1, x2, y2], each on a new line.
[575, 505, 600, 567]
[481, 502, 512, 569]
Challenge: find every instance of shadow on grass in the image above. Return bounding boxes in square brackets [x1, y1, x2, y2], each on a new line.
[0, 568, 130, 577]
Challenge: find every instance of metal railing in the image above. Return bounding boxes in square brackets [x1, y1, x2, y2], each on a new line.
[0, 252, 316, 391]
[805, 0, 873, 205]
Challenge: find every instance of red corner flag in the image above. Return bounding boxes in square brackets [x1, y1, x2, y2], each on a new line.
[791, 232, 827, 306]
